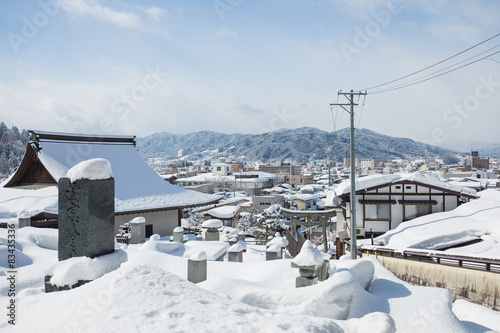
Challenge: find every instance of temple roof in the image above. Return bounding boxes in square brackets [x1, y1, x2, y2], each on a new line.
[3, 130, 221, 214]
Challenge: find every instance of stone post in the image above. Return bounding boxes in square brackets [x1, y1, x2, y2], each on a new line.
[130, 217, 146, 244]
[18, 213, 31, 228]
[187, 250, 207, 283]
[228, 243, 245, 263]
[202, 219, 222, 241]
[296, 265, 318, 287]
[266, 245, 281, 261]
[315, 259, 331, 282]
[58, 177, 115, 261]
[172, 226, 184, 243]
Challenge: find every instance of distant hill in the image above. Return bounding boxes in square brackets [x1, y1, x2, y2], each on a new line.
[136, 127, 459, 163]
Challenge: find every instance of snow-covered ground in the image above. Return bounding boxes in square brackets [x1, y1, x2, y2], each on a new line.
[369, 189, 500, 257]
[1, 227, 499, 332]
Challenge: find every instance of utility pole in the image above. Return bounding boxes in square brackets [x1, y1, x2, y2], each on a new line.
[330, 90, 367, 259]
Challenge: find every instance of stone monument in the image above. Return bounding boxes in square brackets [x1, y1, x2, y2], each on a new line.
[47, 158, 116, 292]
[57, 158, 115, 260]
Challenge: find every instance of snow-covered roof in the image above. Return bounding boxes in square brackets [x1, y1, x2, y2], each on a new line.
[206, 205, 240, 219]
[294, 194, 320, 201]
[334, 172, 478, 198]
[4, 131, 221, 215]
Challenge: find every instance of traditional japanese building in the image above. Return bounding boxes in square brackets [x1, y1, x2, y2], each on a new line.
[334, 172, 479, 234]
[3, 130, 221, 236]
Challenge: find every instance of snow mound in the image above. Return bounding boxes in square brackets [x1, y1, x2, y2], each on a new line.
[267, 244, 281, 253]
[0, 245, 32, 268]
[130, 217, 145, 224]
[202, 261, 386, 322]
[3, 262, 352, 333]
[293, 240, 323, 267]
[45, 250, 127, 287]
[228, 243, 246, 252]
[173, 226, 184, 233]
[66, 158, 113, 182]
[140, 235, 181, 253]
[453, 299, 500, 332]
[202, 219, 223, 228]
[334, 259, 375, 291]
[184, 241, 229, 261]
[184, 249, 207, 261]
[21, 227, 58, 250]
[266, 233, 289, 247]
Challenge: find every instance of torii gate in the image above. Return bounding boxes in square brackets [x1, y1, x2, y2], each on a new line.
[280, 207, 336, 253]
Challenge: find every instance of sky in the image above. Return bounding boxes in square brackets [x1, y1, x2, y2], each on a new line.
[1, 0, 500, 150]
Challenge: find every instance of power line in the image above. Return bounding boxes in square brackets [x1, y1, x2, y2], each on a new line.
[374, 44, 500, 92]
[360, 32, 500, 92]
[370, 49, 500, 94]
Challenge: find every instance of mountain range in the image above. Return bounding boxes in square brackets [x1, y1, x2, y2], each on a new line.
[136, 127, 461, 163]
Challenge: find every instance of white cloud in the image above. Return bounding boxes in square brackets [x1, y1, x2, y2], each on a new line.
[142, 6, 167, 22]
[58, 0, 142, 28]
[218, 28, 237, 38]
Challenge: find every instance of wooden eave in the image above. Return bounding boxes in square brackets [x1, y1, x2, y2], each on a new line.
[30, 130, 136, 145]
[4, 143, 57, 187]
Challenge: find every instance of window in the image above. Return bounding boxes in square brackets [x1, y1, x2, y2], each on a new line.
[405, 205, 430, 220]
[365, 204, 390, 220]
[395, 186, 401, 189]
[406, 186, 412, 190]
[217, 166, 221, 171]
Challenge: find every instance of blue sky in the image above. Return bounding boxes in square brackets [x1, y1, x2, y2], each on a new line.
[1, 0, 500, 150]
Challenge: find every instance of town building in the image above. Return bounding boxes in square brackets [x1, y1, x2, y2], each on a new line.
[471, 150, 490, 170]
[258, 162, 301, 175]
[252, 195, 285, 213]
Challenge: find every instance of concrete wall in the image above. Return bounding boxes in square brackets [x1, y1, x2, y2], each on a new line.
[373, 254, 500, 311]
[115, 209, 179, 237]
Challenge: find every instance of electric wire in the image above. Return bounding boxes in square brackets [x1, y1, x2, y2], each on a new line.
[369, 49, 500, 94]
[359, 32, 500, 92]
[369, 44, 500, 94]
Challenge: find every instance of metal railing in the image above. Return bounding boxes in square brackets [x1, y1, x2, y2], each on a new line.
[361, 246, 500, 274]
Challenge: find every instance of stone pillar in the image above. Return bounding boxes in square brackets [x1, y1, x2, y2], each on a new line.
[130, 217, 146, 244]
[228, 243, 245, 262]
[202, 219, 222, 241]
[187, 250, 207, 283]
[266, 245, 281, 261]
[296, 265, 318, 288]
[58, 177, 115, 261]
[205, 228, 219, 241]
[237, 233, 245, 242]
[18, 213, 31, 228]
[315, 259, 330, 282]
[172, 226, 184, 243]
